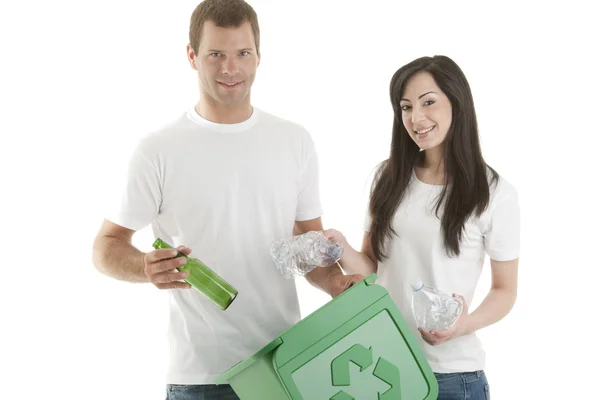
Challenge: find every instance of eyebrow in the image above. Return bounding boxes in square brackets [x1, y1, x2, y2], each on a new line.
[207, 48, 254, 52]
[400, 91, 437, 102]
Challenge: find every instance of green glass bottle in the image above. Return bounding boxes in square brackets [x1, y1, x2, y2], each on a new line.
[152, 238, 238, 310]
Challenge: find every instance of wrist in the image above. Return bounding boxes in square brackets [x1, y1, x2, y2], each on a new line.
[324, 268, 343, 297]
[140, 252, 150, 282]
[459, 314, 475, 336]
[339, 243, 358, 263]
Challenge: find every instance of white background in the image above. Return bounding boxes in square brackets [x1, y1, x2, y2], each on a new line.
[1, 0, 598, 399]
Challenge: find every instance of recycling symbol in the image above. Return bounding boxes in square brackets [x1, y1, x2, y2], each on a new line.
[329, 344, 401, 400]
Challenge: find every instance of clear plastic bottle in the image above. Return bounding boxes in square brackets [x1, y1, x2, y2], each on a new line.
[410, 279, 463, 331]
[270, 231, 343, 279]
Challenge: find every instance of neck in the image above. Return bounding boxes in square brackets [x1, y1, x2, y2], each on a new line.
[416, 145, 446, 185]
[195, 96, 253, 124]
[423, 145, 444, 171]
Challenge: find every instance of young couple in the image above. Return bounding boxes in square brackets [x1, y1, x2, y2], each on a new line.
[92, 1, 519, 399]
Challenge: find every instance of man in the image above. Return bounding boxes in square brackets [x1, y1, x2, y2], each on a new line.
[91, 0, 363, 398]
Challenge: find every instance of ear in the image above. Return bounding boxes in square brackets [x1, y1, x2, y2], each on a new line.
[257, 52, 261, 68]
[186, 44, 198, 71]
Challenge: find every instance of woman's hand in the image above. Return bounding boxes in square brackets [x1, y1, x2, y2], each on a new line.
[322, 228, 377, 277]
[322, 229, 350, 250]
[419, 294, 470, 346]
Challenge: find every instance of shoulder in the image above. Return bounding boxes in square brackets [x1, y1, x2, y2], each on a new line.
[254, 108, 313, 140]
[487, 168, 518, 204]
[471, 168, 519, 233]
[483, 168, 519, 221]
[133, 112, 195, 156]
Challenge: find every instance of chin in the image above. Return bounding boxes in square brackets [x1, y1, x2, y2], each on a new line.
[416, 141, 442, 151]
[214, 94, 240, 104]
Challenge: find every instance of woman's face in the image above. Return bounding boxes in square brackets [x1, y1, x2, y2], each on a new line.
[399, 72, 453, 151]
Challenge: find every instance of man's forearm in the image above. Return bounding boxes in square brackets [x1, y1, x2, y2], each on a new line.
[305, 263, 343, 297]
[92, 236, 148, 283]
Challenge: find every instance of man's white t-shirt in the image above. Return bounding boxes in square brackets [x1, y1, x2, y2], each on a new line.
[107, 107, 323, 384]
[364, 168, 520, 373]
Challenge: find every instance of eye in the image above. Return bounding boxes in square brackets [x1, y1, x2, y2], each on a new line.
[210, 52, 220, 57]
[424, 100, 435, 106]
[401, 104, 411, 111]
[240, 51, 249, 56]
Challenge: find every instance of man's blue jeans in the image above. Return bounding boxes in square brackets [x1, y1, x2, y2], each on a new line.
[166, 371, 489, 399]
[166, 384, 239, 400]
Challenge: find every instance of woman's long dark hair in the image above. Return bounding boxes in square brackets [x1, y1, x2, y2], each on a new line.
[369, 55, 498, 260]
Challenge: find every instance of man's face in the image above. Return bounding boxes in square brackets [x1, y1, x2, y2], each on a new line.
[188, 20, 260, 106]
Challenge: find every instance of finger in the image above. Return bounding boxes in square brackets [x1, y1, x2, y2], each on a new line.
[146, 256, 188, 276]
[344, 275, 363, 290]
[452, 293, 466, 304]
[459, 295, 468, 309]
[322, 229, 336, 240]
[348, 274, 366, 287]
[155, 281, 192, 290]
[145, 248, 179, 263]
[150, 269, 190, 285]
[453, 293, 469, 312]
[421, 328, 436, 340]
[419, 329, 435, 346]
[176, 245, 193, 256]
[429, 330, 447, 339]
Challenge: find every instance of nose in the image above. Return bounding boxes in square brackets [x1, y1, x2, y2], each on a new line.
[411, 105, 426, 126]
[221, 56, 239, 75]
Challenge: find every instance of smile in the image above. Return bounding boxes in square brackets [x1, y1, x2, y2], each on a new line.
[218, 81, 242, 89]
[415, 125, 435, 135]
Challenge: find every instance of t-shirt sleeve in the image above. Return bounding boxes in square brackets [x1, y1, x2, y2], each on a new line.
[295, 131, 323, 221]
[484, 181, 520, 261]
[105, 146, 162, 231]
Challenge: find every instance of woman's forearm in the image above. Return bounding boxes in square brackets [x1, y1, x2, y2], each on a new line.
[463, 287, 517, 336]
[338, 246, 377, 277]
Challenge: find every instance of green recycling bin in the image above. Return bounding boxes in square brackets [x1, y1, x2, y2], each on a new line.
[216, 274, 438, 399]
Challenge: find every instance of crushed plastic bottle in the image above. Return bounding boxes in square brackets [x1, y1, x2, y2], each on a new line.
[410, 279, 463, 331]
[270, 231, 343, 279]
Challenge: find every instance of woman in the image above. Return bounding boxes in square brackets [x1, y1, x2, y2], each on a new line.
[326, 55, 519, 400]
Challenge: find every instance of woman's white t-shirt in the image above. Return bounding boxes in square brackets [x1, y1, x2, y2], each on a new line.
[364, 169, 520, 373]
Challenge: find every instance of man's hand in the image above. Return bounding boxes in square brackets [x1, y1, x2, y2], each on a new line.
[143, 246, 193, 290]
[326, 272, 366, 298]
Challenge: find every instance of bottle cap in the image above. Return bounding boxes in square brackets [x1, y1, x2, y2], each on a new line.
[410, 279, 424, 291]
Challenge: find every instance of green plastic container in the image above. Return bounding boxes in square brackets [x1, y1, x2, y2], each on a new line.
[152, 238, 238, 310]
[216, 274, 438, 399]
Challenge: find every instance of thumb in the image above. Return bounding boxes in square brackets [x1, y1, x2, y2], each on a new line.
[176, 245, 193, 256]
[345, 274, 364, 289]
[453, 293, 468, 310]
[322, 229, 335, 239]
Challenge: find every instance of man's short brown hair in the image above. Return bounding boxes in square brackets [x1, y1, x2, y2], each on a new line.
[189, 0, 260, 55]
